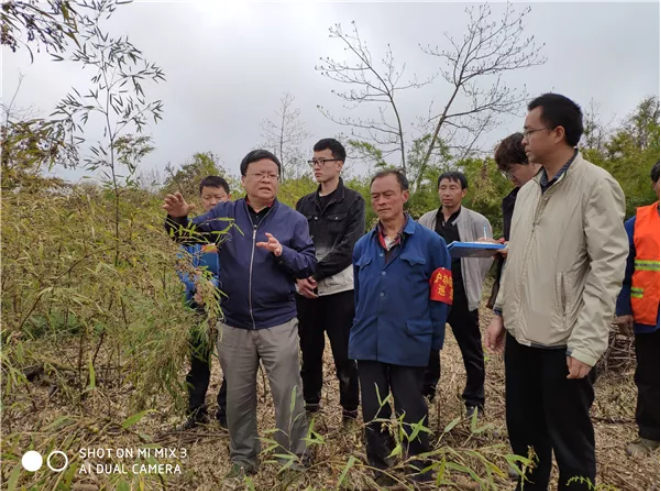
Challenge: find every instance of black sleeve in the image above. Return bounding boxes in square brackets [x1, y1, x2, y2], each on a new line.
[164, 215, 193, 242]
[312, 195, 366, 281]
[164, 203, 231, 244]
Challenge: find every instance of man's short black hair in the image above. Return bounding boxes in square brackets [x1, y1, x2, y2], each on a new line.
[652, 160, 660, 184]
[370, 168, 409, 191]
[239, 149, 282, 177]
[313, 138, 346, 162]
[437, 171, 468, 190]
[528, 93, 584, 147]
[199, 175, 230, 195]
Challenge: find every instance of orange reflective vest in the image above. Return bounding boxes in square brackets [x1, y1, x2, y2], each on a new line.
[631, 202, 660, 326]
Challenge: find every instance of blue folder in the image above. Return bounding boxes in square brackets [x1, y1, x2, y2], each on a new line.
[447, 241, 505, 258]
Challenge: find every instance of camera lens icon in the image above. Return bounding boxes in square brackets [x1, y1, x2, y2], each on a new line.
[47, 451, 69, 472]
[21, 450, 69, 473]
[21, 451, 43, 472]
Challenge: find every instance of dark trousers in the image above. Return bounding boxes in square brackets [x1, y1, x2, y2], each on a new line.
[187, 331, 227, 421]
[635, 330, 660, 441]
[505, 332, 596, 491]
[296, 290, 359, 412]
[423, 294, 485, 408]
[358, 361, 430, 473]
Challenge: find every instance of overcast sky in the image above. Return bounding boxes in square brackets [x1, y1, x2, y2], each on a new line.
[3, 1, 659, 183]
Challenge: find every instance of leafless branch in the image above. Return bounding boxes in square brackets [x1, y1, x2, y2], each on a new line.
[414, 2, 546, 190]
[260, 91, 311, 180]
[316, 21, 434, 175]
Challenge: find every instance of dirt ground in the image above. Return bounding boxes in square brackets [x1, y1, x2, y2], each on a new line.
[4, 307, 660, 491]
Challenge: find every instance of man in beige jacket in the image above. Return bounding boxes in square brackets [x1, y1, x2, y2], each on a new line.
[486, 93, 628, 491]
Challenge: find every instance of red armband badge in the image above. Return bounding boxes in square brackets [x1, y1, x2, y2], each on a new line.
[430, 267, 453, 305]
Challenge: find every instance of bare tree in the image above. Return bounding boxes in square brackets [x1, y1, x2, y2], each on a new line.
[581, 99, 614, 154]
[260, 91, 311, 180]
[416, 3, 545, 190]
[316, 22, 433, 176]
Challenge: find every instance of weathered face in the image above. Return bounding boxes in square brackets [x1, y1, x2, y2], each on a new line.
[438, 178, 466, 209]
[200, 186, 230, 211]
[241, 159, 280, 202]
[371, 174, 408, 222]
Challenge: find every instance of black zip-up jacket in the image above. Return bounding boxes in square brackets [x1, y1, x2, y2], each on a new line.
[487, 186, 519, 309]
[295, 178, 365, 286]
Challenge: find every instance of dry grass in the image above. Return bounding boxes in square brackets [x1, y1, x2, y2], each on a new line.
[4, 306, 659, 491]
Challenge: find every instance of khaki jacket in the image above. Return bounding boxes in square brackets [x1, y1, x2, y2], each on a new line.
[495, 153, 628, 366]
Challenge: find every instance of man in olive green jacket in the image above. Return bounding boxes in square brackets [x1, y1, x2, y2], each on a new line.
[486, 93, 628, 491]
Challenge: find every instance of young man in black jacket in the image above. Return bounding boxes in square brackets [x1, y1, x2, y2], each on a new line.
[295, 138, 365, 426]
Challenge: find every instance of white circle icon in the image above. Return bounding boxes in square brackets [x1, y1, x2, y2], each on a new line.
[46, 451, 69, 472]
[21, 451, 43, 472]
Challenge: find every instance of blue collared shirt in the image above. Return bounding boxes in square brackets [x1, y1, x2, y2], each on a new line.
[350, 215, 452, 366]
[540, 149, 578, 194]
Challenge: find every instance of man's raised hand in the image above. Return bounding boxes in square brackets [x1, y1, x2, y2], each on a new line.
[162, 193, 195, 218]
[256, 232, 283, 257]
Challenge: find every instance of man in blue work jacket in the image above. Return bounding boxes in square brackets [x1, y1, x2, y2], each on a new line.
[351, 169, 453, 485]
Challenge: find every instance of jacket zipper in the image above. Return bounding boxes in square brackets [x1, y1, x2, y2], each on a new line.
[247, 204, 274, 329]
[515, 184, 558, 321]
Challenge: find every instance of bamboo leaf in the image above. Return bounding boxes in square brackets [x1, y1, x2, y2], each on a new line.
[121, 409, 153, 429]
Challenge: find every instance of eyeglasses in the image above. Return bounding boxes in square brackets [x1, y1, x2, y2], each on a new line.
[246, 172, 279, 181]
[501, 169, 515, 180]
[522, 127, 549, 138]
[307, 158, 339, 168]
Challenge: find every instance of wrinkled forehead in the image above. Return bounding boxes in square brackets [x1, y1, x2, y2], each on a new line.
[371, 175, 401, 194]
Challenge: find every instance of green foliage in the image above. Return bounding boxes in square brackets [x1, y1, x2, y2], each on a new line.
[0, 119, 75, 190]
[581, 96, 660, 218]
[277, 174, 317, 208]
[2, 184, 201, 404]
[1, 0, 80, 60]
[163, 151, 232, 198]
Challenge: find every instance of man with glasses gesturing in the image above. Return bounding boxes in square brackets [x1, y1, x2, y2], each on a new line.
[163, 149, 317, 478]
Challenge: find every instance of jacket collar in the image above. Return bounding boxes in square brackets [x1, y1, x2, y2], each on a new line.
[243, 197, 279, 213]
[370, 213, 416, 237]
[533, 150, 583, 187]
[315, 177, 346, 203]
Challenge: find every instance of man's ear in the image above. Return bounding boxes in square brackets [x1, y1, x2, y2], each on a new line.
[552, 126, 566, 145]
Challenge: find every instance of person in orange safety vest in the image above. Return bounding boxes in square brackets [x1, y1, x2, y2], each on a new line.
[616, 160, 660, 456]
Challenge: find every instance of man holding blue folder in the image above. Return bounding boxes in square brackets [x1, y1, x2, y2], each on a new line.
[418, 171, 493, 418]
